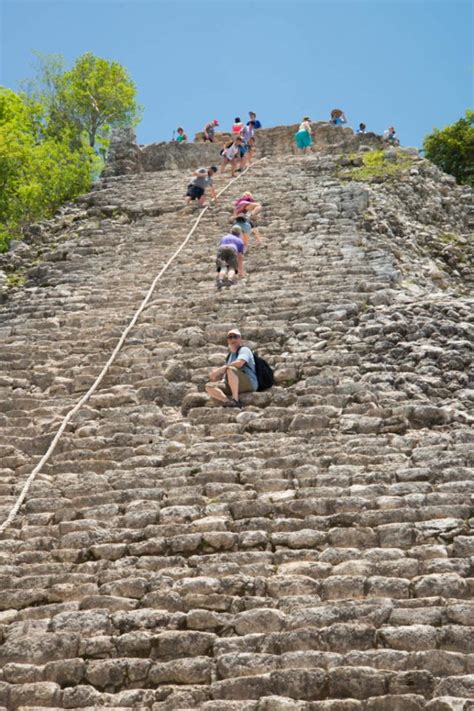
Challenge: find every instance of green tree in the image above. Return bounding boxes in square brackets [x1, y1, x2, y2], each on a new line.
[54, 52, 140, 149]
[0, 87, 94, 251]
[22, 51, 141, 151]
[0, 52, 140, 252]
[423, 111, 474, 186]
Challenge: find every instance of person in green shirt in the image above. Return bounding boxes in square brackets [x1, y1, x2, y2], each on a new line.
[175, 127, 188, 143]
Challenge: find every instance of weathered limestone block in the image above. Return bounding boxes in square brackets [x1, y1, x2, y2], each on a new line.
[365, 696, 425, 711]
[62, 684, 101, 708]
[388, 669, 436, 696]
[425, 698, 473, 711]
[435, 675, 474, 699]
[149, 656, 213, 684]
[9, 681, 61, 707]
[413, 574, 467, 598]
[320, 623, 375, 653]
[303, 703, 362, 710]
[152, 630, 216, 660]
[202, 701, 257, 711]
[270, 668, 328, 700]
[376, 624, 438, 651]
[211, 674, 274, 700]
[43, 658, 86, 685]
[115, 630, 153, 657]
[0, 633, 79, 666]
[50, 609, 112, 636]
[328, 666, 389, 699]
[257, 697, 308, 710]
[141, 141, 221, 171]
[234, 609, 286, 635]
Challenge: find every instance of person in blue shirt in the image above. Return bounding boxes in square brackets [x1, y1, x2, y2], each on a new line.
[205, 328, 258, 409]
[330, 109, 348, 126]
[247, 111, 262, 129]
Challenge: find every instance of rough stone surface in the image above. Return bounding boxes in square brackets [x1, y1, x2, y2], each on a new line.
[0, 128, 472, 709]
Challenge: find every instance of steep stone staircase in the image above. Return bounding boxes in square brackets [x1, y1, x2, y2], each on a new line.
[0, 145, 473, 710]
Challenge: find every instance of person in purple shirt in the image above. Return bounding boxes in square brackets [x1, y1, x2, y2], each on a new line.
[215, 226, 245, 289]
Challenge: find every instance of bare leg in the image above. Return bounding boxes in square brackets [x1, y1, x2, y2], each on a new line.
[247, 203, 262, 218]
[205, 383, 228, 404]
[252, 227, 263, 244]
[226, 368, 240, 401]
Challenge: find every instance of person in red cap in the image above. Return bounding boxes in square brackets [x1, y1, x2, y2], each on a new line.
[203, 119, 219, 143]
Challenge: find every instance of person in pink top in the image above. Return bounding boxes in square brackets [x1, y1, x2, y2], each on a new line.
[233, 192, 262, 219]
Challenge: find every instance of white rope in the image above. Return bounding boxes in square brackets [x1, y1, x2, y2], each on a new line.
[0, 159, 265, 535]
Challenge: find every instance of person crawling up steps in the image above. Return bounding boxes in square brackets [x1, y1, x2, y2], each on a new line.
[185, 166, 218, 207]
[215, 226, 246, 289]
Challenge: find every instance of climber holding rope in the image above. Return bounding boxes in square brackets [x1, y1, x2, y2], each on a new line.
[185, 166, 218, 207]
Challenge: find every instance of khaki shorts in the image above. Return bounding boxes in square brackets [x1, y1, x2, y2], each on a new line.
[216, 366, 254, 395]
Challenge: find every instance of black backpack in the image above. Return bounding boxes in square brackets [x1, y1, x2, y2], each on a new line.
[227, 347, 274, 392]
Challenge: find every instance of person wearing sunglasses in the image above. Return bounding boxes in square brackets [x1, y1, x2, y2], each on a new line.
[205, 328, 258, 409]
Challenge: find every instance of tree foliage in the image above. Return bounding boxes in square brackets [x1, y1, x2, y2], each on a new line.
[24, 51, 140, 150]
[57, 53, 140, 148]
[423, 111, 474, 187]
[0, 88, 94, 251]
[0, 52, 140, 252]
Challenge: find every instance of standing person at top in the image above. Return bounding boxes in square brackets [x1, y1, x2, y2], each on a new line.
[294, 116, 313, 154]
[241, 121, 255, 143]
[245, 136, 256, 165]
[185, 166, 218, 206]
[203, 119, 219, 142]
[356, 123, 366, 134]
[248, 111, 262, 129]
[175, 127, 188, 143]
[330, 109, 348, 126]
[205, 328, 258, 409]
[233, 192, 262, 219]
[383, 126, 400, 146]
[232, 117, 245, 134]
[214, 226, 246, 288]
[238, 122, 256, 171]
[220, 137, 244, 177]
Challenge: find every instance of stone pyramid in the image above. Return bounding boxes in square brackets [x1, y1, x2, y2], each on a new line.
[0, 125, 473, 710]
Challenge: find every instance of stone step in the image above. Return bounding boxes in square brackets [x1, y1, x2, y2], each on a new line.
[0, 153, 472, 705]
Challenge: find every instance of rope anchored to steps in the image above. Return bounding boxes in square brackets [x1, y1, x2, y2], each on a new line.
[0, 158, 266, 535]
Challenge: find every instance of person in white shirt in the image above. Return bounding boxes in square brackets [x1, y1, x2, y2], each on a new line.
[220, 137, 244, 177]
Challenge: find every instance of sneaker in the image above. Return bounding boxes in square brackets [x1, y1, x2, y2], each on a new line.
[216, 279, 224, 290]
[223, 398, 243, 409]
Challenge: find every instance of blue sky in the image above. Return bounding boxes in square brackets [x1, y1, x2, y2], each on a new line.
[1, 0, 472, 148]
